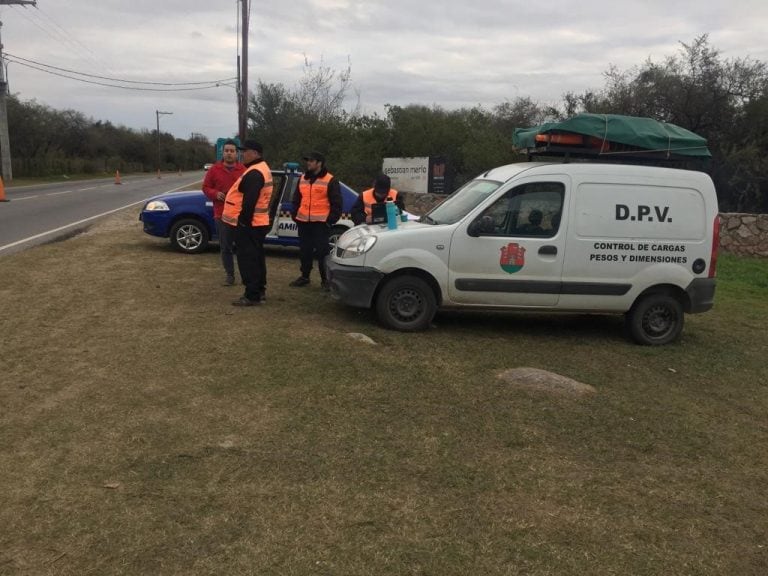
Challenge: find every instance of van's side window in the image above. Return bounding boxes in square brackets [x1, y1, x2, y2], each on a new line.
[473, 182, 564, 238]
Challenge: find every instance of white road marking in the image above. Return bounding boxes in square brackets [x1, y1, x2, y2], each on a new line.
[0, 181, 195, 254]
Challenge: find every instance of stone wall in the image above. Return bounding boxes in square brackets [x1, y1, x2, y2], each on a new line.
[403, 194, 768, 259]
[719, 213, 768, 257]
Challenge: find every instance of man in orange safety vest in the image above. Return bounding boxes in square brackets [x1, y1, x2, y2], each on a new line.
[351, 173, 405, 226]
[289, 151, 342, 290]
[222, 140, 273, 306]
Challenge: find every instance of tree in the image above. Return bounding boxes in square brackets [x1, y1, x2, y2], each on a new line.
[7, 94, 212, 176]
[493, 96, 553, 132]
[294, 55, 353, 122]
[556, 35, 768, 211]
[248, 56, 356, 168]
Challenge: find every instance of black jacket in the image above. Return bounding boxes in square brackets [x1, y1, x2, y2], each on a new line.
[237, 159, 267, 227]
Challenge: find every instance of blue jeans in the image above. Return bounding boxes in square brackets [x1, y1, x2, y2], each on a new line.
[215, 219, 235, 278]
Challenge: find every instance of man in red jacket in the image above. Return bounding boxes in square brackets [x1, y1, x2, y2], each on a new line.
[202, 140, 245, 285]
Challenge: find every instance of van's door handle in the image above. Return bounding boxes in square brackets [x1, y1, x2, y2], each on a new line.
[539, 245, 557, 256]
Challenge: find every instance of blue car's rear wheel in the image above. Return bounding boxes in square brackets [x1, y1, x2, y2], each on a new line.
[329, 225, 348, 250]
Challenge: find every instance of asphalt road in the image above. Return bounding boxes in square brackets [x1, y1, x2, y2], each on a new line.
[0, 172, 204, 256]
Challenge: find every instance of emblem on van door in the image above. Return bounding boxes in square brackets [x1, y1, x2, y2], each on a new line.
[500, 243, 526, 274]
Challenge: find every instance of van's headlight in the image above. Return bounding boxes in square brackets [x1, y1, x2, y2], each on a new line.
[144, 200, 170, 211]
[338, 234, 377, 258]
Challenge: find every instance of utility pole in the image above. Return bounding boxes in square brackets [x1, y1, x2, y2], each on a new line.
[0, 0, 37, 182]
[238, 0, 248, 142]
[156, 110, 172, 177]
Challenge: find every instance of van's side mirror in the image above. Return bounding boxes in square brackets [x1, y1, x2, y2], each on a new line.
[468, 216, 494, 237]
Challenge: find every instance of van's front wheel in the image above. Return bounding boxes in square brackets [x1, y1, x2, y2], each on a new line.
[626, 294, 684, 345]
[376, 275, 436, 332]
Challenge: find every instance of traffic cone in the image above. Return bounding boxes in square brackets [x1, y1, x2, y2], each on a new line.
[114, 170, 122, 185]
[0, 176, 8, 202]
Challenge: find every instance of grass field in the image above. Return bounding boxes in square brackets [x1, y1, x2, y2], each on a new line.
[1, 209, 767, 575]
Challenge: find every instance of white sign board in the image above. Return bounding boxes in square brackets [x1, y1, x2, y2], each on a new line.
[382, 157, 430, 194]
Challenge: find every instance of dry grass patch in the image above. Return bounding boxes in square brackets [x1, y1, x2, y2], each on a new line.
[1, 208, 767, 575]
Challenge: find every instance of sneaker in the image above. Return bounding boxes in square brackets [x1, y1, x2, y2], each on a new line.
[259, 292, 267, 303]
[289, 276, 310, 287]
[231, 296, 261, 307]
[320, 280, 330, 292]
[223, 275, 235, 286]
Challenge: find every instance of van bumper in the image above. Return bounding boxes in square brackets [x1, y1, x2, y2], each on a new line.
[326, 259, 384, 308]
[686, 278, 716, 313]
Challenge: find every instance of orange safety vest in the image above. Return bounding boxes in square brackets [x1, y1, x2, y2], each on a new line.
[361, 188, 399, 223]
[221, 161, 273, 227]
[295, 171, 334, 223]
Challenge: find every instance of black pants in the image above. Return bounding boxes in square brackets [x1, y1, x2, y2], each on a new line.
[234, 225, 269, 300]
[296, 221, 330, 280]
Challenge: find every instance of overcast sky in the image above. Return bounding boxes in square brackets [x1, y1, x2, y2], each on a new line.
[2, 0, 767, 142]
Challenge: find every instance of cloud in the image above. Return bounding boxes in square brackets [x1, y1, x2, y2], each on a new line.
[3, 0, 768, 141]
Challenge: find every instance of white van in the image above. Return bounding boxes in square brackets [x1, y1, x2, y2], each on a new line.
[326, 162, 720, 345]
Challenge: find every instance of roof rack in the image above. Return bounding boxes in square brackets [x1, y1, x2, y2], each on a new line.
[513, 114, 711, 169]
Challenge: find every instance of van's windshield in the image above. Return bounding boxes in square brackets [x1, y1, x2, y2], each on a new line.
[421, 179, 502, 225]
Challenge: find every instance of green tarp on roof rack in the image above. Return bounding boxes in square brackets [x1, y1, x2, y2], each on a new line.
[513, 114, 711, 159]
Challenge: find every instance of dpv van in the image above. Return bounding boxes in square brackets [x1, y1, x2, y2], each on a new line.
[326, 162, 719, 345]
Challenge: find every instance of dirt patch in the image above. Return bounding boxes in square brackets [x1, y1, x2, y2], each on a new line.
[83, 209, 142, 234]
[498, 367, 597, 396]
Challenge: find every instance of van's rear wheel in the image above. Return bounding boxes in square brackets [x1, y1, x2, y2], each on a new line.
[626, 294, 684, 345]
[376, 275, 436, 332]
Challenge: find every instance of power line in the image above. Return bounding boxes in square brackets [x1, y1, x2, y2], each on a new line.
[18, 3, 118, 75]
[5, 52, 237, 86]
[6, 4, 238, 93]
[6, 57, 234, 92]
[7, 4, 108, 73]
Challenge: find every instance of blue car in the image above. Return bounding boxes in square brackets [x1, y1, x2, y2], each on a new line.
[140, 163, 360, 254]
